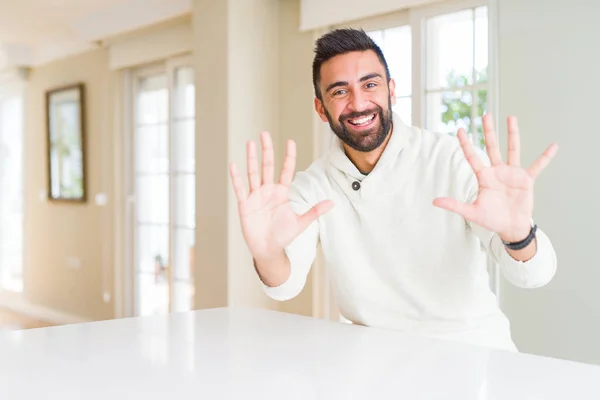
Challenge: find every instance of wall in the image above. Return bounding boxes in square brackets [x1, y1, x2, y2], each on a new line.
[193, 0, 285, 311]
[192, 0, 321, 315]
[24, 48, 115, 321]
[299, 0, 440, 31]
[497, 0, 600, 365]
[275, 0, 320, 317]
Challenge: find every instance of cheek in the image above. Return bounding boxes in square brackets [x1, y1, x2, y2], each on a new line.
[327, 101, 348, 121]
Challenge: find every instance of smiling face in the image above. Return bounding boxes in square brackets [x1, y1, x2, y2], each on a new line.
[315, 50, 396, 153]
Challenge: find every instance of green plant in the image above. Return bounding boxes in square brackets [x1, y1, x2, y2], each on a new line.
[440, 67, 488, 148]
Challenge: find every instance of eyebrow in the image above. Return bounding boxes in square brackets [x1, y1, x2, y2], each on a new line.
[325, 73, 384, 93]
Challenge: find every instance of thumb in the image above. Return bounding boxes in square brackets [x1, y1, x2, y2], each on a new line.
[433, 197, 478, 222]
[297, 200, 334, 232]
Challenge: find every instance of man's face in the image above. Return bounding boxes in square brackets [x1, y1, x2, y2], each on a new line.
[315, 50, 396, 153]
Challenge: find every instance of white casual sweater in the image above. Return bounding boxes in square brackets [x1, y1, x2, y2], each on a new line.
[261, 112, 557, 351]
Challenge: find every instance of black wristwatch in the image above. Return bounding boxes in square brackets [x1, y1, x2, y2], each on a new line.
[502, 224, 538, 250]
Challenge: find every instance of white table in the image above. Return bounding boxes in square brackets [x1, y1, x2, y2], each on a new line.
[0, 307, 599, 399]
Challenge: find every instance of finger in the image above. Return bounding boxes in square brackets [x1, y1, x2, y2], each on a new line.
[527, 143, 559, 179]
[297, 200, 334, 232]
[261, 132, 275, 185]
[229, 162, 247, 203]
[246, 140, 261, 192]
[279, 139, 296, 186]
[457, 128, 485, 175]
[506, 116, 521, 167]
[433, 197, 478, 223]
[482, 114, 503, 165]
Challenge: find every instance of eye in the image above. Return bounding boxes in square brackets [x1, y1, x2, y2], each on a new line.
[365, 82, 377, 89]
[332, 89, 348, 96]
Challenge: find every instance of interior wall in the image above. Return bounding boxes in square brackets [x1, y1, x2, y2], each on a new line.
[497, 0, 600, 365]
[24, 48, 115, 321]
[193, 0, 284, 311]
[275, 0, 320, 317]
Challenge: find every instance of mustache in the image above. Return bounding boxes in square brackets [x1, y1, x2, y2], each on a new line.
[339, 106, 383, 122]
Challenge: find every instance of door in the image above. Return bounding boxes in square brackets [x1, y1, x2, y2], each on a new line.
[129, 56, 196, 316]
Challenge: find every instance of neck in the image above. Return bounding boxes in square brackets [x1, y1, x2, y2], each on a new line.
[343, 124, 393, 174]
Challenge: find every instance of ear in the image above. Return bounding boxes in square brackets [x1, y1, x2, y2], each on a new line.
[389, 78, 397, 106]
[314, 97, 328, 122]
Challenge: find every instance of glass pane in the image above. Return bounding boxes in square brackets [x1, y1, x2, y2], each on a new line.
[172, 228, 195, 281]
[475, 7, 488, 83]
[426, 91, 472, 135]
[136, 224, 169, 274]
[136, 175, 169, 224]
[137, 74, 168, 124]
[173, 120, 195, 173]
[383, 26, 411, 97]
[174, 175, 195, 228]
[426, 9, 474, 89]
[136, 272, 169, 316]
[174, 67, 195, 119]
[392, 97, 412, 125]
[135, 124, 168, 174]
[172, 281, 194, 313]
[367, 30, 383, 46]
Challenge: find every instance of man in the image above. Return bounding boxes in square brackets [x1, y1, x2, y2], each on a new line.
[229, 28, 558, 351]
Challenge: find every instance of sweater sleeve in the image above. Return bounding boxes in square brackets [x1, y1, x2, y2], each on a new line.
[459, 147, 558, 288]
[259, 172, 321, 301]
[469, 216, 557, 288]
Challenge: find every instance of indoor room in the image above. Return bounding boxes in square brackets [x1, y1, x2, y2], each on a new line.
[0, 0, 598, 397]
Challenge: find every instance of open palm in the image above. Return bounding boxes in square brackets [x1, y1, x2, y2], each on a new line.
[229, 132, 333, 260]
[434, 114, 558, 242]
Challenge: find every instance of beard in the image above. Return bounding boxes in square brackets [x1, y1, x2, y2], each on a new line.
[323, 97, 393, 153]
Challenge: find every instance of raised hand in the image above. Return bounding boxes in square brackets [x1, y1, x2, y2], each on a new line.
[229, 132, 334, 261]
[433, 114, 558, 243]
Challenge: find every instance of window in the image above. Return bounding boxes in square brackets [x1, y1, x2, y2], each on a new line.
[129, 57, 195, 316]
[367, 26, 412, 125]
[350, 1, 491, 148]
[424, 6, 488, 147]
[0, 87, 24, 293]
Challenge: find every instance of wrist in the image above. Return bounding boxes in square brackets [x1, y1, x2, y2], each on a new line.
[502, 224, 538, 251]
[499, 221, 533, 243]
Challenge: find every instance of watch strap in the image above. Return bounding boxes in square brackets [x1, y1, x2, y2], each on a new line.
[502, 224, 538, 250]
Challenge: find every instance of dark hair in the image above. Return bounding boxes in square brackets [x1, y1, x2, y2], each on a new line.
[312, 28, 391, 100]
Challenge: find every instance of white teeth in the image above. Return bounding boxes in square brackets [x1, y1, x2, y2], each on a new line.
[349, 114, 375, 126]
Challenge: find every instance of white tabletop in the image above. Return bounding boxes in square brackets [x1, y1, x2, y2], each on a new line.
[0, 307, 599, 399]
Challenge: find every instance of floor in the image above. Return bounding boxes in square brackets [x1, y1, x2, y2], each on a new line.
[0, 308, 53, 331]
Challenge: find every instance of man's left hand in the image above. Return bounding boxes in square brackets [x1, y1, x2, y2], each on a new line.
[433, 114, 558, 243]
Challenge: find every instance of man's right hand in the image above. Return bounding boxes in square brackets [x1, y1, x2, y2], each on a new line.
[229, 132, 334, 286]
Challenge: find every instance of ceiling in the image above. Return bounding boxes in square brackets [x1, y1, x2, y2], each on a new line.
[0, 0, 191, 68]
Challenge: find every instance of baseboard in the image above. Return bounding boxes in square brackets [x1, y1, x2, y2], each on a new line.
[0, 291, 91, 325]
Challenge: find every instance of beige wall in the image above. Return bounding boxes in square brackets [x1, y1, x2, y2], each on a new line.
[24, 48, 115, 321]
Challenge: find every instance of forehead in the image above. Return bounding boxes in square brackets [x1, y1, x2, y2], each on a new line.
[319, 50, 385, 86]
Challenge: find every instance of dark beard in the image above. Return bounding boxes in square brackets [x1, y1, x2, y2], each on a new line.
[323, 100, 393, 153]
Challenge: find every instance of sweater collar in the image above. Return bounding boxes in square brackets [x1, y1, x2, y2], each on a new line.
[327, 112, 412, 180]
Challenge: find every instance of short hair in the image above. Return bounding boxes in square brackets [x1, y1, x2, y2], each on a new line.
[312, 28, 391, 100]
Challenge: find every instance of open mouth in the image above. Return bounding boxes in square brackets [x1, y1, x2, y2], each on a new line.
[347, 113, 376, 128]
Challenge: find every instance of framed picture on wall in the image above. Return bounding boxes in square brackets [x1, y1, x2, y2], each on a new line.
[46, 83, 86, 202]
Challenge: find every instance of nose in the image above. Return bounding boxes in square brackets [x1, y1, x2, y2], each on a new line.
[348, 90, 369, 112]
